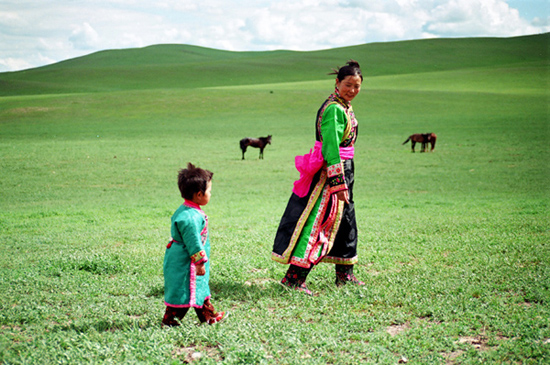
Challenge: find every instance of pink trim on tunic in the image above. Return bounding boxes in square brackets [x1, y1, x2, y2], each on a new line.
[164, 296, 211, 309]
[292, 141, 354, 198]
[189, 260, 197, 306]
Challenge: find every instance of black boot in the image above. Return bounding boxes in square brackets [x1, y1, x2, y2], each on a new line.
[281, 264, 313, 295]
[335, 265, 365, 287]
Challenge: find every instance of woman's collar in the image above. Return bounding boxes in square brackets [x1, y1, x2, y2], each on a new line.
[333, 87, 350, 107]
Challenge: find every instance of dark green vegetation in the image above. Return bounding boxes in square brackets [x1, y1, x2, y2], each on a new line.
[1, 33, 548, 364]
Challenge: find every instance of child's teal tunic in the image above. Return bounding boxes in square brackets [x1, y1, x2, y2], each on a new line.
[163, 201, 211, 308]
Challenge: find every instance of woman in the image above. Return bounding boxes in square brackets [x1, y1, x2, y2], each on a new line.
[272, 60, 364, 295]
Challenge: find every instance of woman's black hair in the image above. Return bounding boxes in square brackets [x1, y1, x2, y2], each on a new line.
[329, 59, 363, 81]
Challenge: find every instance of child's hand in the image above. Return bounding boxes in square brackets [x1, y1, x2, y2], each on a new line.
[196, 263, 206, 276]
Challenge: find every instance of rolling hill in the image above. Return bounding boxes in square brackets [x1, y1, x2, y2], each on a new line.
[0, 33, 548, 96]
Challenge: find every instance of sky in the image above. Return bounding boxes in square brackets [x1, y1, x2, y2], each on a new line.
[0, 0, 549, 72]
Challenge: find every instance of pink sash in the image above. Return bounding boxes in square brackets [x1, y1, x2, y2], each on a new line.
[292, 141, 354, 198]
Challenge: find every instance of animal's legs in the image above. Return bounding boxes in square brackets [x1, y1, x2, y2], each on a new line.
[411, 141, 416, 152]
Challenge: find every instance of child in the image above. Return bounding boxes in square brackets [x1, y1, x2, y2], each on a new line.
[162, 163, 226, 326]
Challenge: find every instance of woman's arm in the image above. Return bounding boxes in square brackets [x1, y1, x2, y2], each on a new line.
[320, 103, 348, 196]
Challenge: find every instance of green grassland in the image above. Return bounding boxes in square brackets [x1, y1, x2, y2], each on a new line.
[0, 34, 549, 364]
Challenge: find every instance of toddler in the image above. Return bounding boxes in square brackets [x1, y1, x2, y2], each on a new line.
[162, 163, 226, 326]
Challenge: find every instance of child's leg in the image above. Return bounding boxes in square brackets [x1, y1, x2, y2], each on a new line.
[195, 298, 226, 325]
[162, 306, 190, 327]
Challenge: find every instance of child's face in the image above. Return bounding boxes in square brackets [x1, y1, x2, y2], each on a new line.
[193, 181, 212, 206]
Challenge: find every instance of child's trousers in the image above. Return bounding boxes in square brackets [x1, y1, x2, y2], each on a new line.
[162, 298, 223, 326]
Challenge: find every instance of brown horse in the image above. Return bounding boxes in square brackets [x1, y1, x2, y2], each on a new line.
[240, 135, 272, 160]
[403, 133, 437, 152]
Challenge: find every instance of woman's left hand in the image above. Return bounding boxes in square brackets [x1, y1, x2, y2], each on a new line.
[336, 190, 350, 204]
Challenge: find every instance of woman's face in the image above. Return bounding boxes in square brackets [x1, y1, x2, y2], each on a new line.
[336, 75, 362, 103]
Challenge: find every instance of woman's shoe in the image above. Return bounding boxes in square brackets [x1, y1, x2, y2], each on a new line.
[335, 272, 365, 287]
[281, 277, 313, 296]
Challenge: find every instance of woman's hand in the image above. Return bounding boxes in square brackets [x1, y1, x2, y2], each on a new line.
[196, 263, 206, 276]
[336, 190, 350, 204]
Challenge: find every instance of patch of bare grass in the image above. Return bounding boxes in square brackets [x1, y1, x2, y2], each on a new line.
[172, 344, 223, 363]
[386, 322, 410, 336]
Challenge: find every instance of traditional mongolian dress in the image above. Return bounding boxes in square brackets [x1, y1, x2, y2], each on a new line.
[163, 201, 224, 325]
[272, 88, 361, 290]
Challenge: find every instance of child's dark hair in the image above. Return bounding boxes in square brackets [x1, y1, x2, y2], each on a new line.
[178, 163, 213, 200]
[329, 59, 363, 81]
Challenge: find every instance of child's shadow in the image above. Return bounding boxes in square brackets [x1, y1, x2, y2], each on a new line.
[210, 278, 281, 302]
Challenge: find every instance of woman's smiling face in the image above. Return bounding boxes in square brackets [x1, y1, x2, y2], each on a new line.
[336, 75, 362, 103]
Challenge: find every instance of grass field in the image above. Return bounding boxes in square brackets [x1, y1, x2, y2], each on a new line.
[0, 34, 549, 364]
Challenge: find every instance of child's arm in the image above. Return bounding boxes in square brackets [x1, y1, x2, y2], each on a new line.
[178, 213, 209, 270]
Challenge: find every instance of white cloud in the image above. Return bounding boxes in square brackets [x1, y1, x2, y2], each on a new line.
[0, 0, 548, 72]
[424, 0, 541, 37]
[0, 11, 27, 33]
[532, 16, 550, 27]
[69, 23, 100, 50]
[0, 57, 32, 71]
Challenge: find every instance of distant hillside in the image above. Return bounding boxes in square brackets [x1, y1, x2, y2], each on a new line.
[0, 33, 547, 96]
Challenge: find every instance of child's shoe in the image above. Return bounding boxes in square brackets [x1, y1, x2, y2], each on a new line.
[207, 311, 227, 325]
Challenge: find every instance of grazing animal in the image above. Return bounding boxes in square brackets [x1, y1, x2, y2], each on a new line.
[240, 135, 272, 160]
[402, 133, 437, 152]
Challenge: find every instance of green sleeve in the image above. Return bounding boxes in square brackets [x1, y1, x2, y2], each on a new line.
[177, 213, 208, 264]
[320, 103, 347, 166]
[320, 103, 348, 192]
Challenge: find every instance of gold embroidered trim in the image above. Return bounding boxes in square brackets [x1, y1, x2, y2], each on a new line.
[278, 170, 327, 263]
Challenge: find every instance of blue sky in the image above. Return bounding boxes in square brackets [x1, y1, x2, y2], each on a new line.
[0, 0, 548, 72]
